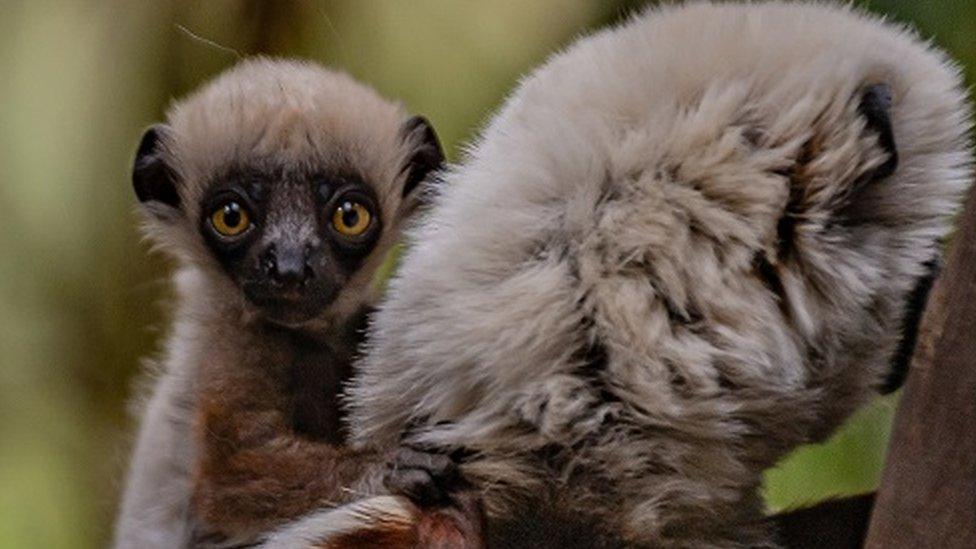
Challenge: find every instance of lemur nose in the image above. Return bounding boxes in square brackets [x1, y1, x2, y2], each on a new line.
[261, 244, 314, 288]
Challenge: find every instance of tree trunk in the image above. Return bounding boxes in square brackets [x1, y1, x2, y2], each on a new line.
[864, 185, 976, 548]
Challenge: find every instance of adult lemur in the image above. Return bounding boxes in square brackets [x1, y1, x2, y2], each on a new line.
[112, 58, 455, 547]
[263, 2, 972, 548]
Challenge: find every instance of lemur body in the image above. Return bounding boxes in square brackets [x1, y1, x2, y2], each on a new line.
[112, 58, 447, 548]
[324, 3, 971, 548]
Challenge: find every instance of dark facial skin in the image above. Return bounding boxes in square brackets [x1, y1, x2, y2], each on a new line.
[199, 167, 383, 327]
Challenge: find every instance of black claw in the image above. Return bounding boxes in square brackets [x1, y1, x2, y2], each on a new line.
[882, 257, 942, 394]
[385, 467, 449, 505]
[858, 83, 899, 181]
[384, 444, 467, 508]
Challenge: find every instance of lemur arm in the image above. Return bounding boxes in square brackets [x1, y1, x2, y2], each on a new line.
[195, 384, 486, 548]
[193, 400, 379, 535]
[254, 445, 487, 549]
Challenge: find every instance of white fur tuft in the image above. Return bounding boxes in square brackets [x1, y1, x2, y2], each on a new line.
[259, 496, 417, 549]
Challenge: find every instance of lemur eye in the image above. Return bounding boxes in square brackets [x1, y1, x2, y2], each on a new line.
[332, 200, 372, 237]
[210, 201, 251, 237]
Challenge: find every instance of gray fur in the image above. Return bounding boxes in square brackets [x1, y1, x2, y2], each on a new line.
[344, 3, 972, 547]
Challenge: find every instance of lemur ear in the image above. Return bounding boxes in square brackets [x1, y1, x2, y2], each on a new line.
[133, 124, 180, 209]
[399, 116, 445, 198]
[857, 83, 898, 180]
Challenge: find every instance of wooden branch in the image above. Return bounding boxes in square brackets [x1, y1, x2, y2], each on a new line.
[865, 185, 976, 548]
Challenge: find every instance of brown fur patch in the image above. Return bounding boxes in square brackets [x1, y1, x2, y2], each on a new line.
[190, 332, 381, 538]
[314, 499, 486, 549]
[415, 499, 487, 549]
[315, 522, 417, 549]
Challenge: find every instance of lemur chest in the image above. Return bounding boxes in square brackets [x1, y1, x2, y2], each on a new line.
[287, 342, 355, 443]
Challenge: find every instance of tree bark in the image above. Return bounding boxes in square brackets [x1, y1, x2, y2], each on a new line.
[865, 186, 976, 548]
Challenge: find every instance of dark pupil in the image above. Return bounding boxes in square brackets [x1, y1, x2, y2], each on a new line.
[223, 203, 242, 227]
[341, 202, 360, 227]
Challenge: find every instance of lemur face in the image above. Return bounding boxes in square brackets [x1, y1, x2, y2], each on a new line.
[130, 60, 443, 329]
[194, 165, 384, 325]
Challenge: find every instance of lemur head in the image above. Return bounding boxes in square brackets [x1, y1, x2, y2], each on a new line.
[132, 58, 443, 328]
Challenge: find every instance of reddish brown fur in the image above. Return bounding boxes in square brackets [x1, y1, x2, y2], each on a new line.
[315, 521, 418, 549]
[188, 324, 486, 547]
[312, 497, 486, 549]
[190, 326, 384, 539]
[414, 495, 487, 549]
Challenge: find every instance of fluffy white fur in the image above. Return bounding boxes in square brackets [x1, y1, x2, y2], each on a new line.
[261, 497, 417, 548]
[113, 58, 420, 549]
[330, 2, 972, 547]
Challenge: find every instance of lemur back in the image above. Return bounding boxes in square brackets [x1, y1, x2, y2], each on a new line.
[113, 58, 444, 548]
[344, 3, 972, 547]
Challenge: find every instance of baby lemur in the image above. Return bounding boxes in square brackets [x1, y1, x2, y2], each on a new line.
[112, 58, 448, 548]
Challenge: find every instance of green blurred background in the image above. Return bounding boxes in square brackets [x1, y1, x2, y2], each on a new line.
[0, 1, 972, 547]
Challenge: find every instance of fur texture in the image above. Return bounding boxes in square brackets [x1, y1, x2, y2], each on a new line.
[262, 496, 420, 549]
[113, 58, 439, 548]
[261, 495, 485, 549]
[337, 2, 973, 547]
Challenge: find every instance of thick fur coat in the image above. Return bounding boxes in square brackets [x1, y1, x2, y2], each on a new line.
[335, 2, 974, 547]
[113, 58, 435, 548]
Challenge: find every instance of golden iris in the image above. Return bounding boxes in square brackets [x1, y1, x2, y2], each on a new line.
[332, 200, 372, 236]
[210, 201, 251, 237]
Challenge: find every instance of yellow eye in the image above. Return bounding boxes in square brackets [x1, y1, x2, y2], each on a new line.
[332, 200, 372, 236]
[210, 201, 251, 237]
